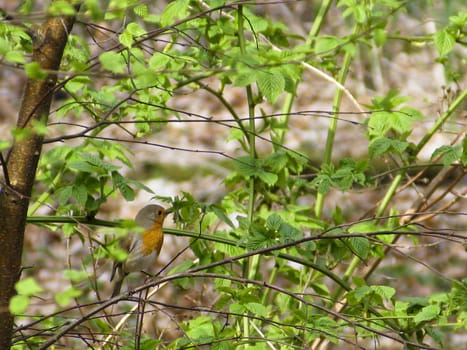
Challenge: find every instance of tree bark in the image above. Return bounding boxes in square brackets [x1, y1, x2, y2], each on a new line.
[0, 11, 77, 350]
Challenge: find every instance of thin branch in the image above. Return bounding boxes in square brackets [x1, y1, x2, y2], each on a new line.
[0, 152, 10, 187]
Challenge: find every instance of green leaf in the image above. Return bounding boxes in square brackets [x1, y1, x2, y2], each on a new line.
[0, 37, 10, 55]
[368, 111, 392, 137]
[234, 156, 258, 177]
[15, 278, 44, 296]
[98, 51, 126, 74]
[9, 295, 30, 315]
[133, 4, 148, 18]
[425, 327, 444, 347]
[119, 22, 146, 48]
[215, 242, 245, 257]
[185, 316, 215, 340]
[369, 137, 409, 158]
[72, 184, 88, 207]
[256, 70, 285, 103]
[0, 140, 11, 152]
[311, 173, 332, 194]
[168, 259, 193, 275]
[339, 1, 367, 23]
[349, 237, 370, 259]
[55, 287, 82, 307]
[80, 153, 120, 172]
[394, 300, 409, 316]
[371, 285, 395, 300]
[58, 186, 73, 205]
[449, 12, 467, 27]
[5, 50, 26, 64]
[118, 31, 133, 48]
[434, 29, 456, 56]
[348, 285, 372, 304]
[234, 71, 258, 87]
[112, 172, 135, 201]
[266, 213, 282, 231]
[160, 0, 190, 26]
[245, 302, 267, 317]
[109, 243, 128, 262]
[429, 293, 448, 304]
[348, 222, 379, 234]
[242, 8, 269, 32]
[258, 170, 278, 185]
[209, 205, 235, 228]
[149, 52, 171, 70]
[48, 0, 77, 16]
[62, 223, 76, 236]
[373, 28, 387, 47]
[264, 151, 288, 172]
[310, 282, 330, 296]
[63, 269, 89, 282]
[414, 305, 440, 324]
[431, 145, 462, 166]
[279, 222, 302, 243]
[31, 119, 49, 136]
[24, 62, 48, 80]
[460, 139, 467, 166]
[314, 36, 341, 55]
[229, 303, 246, 314]
[370, 89, 409, 110]
[368, 107, 422, 138]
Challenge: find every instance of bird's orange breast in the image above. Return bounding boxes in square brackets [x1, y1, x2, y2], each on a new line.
[141, 222, 164, 256]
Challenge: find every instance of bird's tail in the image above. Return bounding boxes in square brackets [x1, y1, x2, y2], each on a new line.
[111, 263, 127, 297]
[111, 272, 127, 297]
[111, 276, 123, 297]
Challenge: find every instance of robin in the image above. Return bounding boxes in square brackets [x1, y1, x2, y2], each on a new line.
[110, 204, 169, 297]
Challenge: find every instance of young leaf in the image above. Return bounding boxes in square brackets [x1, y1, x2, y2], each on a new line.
[15, 277, 44, 296]
[349, 237, 370, 260]
[245, 302, 267, 317]
[160, 0, 189, 26]
[25, 62, 48, 80]
[256, 70, 285, 103]
[369, 137, 409, 158]
[98, 51, 126, 74]
[414, 305, 441, 324]
[371, 285, 395, 300]
[55, 287, 82, 307]
[431, 145, 462, 166]
[434, 29, 456, 57]
[9, 295, 30, 315]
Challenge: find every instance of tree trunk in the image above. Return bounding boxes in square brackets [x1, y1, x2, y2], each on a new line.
[0, 11, 77, 350]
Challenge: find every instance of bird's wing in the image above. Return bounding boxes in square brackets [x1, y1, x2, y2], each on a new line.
[110, 231, 138, 281]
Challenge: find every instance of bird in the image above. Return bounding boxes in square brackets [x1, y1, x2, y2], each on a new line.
[110, 204, 169, 297]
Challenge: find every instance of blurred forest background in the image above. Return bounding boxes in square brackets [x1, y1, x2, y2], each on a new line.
[0, 0, 466, 349]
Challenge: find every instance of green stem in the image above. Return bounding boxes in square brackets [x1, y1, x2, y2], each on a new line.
[28, 168, 64, 215]
[237, 5, 258, 345]
[414, 89, 466, 155]
[237, 6, 259, 281]
[272, 92, 294, 147]
[273, 0, 332, 147]
[338, 88, 466, 293]
[261, 265, 279, 305]
[197, 83, 249, 151]
[272, 0, 333, 148]
[306, 0, 333, 44]
[27, 215, 352, 290]
[314, 27, 358, 218]
[375, 88, 466, 219]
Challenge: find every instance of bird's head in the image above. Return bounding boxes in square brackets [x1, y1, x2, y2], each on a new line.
[135, 204, 169, 228]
